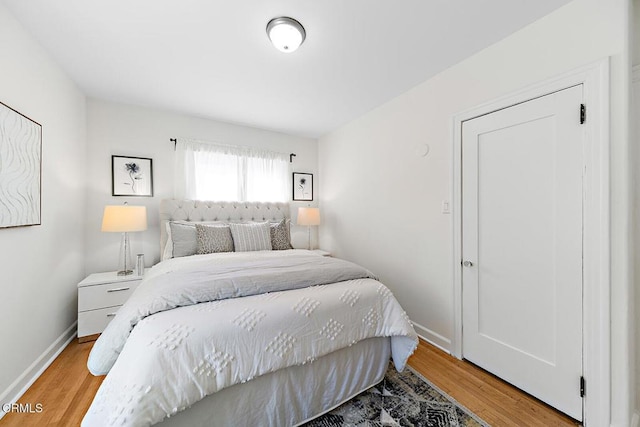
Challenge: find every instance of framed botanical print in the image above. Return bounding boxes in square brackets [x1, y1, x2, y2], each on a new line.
[292, 172, 313, 201]
[112, 155, 153, 197]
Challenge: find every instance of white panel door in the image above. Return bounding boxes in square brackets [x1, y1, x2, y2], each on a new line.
[462, 85, 583, 420]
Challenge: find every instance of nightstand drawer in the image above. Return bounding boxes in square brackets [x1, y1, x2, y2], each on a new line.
[78, 280, 141, 312]
[78, 306, 121, 337]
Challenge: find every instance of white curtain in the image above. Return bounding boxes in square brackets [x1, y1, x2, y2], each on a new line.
[175, 139, 288, 202]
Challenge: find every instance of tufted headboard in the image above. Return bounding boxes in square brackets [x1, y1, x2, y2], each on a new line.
[159, 199, 290, 253]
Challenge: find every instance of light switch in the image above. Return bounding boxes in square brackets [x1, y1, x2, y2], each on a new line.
[441, 201, 451, 214]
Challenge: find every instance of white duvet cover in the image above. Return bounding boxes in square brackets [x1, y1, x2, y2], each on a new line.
[83, 250, 418, 427]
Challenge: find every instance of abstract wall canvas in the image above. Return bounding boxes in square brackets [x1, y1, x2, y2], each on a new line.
[0, 102, 42, 228]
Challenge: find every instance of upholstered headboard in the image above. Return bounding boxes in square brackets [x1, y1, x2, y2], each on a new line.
[159, 199, 290, 253]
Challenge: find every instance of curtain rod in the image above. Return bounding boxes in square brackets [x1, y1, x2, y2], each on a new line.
[170, 138, 296, 162]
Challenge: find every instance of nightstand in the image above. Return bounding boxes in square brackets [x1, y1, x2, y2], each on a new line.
[77, 271, 144, 342]
[312, 249, 331, 257]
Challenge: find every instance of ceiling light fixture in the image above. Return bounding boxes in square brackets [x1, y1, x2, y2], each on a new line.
[266, 17, 306, 53]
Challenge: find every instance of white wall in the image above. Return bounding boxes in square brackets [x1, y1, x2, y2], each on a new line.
[632, 65, 640, 426]
[85, 99, 318, 274]
[0, 3, 86, 404]
[632, 0, 640, 422]
[319, 0, 632, 425]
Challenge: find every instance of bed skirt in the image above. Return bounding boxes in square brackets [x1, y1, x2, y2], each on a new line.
[157, 337, 391, 426]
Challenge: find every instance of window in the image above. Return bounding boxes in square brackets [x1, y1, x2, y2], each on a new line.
[174, 139, 288, 202]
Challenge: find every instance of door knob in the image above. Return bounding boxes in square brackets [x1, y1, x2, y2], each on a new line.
[463, 261, 473, 267]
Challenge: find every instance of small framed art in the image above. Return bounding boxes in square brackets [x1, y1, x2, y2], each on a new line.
[292, 172, 313, 201]
[112, 155, 153, 197]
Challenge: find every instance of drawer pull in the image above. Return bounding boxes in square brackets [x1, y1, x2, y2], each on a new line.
[107, 287, 130, 293]
[106, 313, 117, 317]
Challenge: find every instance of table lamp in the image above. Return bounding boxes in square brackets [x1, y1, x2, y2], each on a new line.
[101, 204, 147, 275]
[297, 207, 320, 250]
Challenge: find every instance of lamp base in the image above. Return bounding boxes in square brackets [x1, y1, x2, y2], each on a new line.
[117, 269, 134, 276]
[118, 232, 134, 276]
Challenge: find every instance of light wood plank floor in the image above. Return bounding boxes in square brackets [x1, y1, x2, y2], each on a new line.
[409, 340, 580, 426]
[0, 338, 580, 426]
[0, 340, 104, 427]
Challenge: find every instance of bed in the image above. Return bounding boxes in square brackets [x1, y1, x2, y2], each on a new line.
[83, 200, 418, 427]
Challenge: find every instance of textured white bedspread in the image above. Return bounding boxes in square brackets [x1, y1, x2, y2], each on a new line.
[83, 251, 418, 427]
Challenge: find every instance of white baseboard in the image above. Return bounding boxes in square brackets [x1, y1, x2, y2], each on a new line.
[0, 322, 77, 420]
[411, 320, 451, 354]
[631, 411, 640, 427]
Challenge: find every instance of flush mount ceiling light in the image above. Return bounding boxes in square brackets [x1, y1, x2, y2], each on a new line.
[266, 17, 306, 53]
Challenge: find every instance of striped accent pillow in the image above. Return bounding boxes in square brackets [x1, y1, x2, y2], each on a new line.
[229, 222, 273, 252]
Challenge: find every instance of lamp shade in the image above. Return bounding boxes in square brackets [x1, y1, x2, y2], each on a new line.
[101, 205, 147, 232]
[297, 207, 320, 226]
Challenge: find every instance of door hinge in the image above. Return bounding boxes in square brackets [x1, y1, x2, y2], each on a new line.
[580, 104, 586, 124]
[580, 376, 585, 397]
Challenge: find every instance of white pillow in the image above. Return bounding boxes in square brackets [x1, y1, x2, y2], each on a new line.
[162, 222, 174, 260]
[229, 222, 272, 252]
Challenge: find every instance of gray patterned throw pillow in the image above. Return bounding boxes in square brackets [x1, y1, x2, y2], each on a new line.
[270, 219, 293, 250]
[195, 224, 234, 254]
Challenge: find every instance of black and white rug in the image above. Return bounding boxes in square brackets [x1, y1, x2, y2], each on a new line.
[304, 364, 489, 427]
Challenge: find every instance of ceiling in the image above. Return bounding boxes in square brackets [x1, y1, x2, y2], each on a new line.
[2, 0, 571, 138]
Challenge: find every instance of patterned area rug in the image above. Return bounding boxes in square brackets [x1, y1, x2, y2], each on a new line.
[304, 363, 489, 427]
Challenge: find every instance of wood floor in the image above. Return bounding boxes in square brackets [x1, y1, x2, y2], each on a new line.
[409, 340, 579, 426]
[0, 340, 104, 427]
[0, 338, 580, 426]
